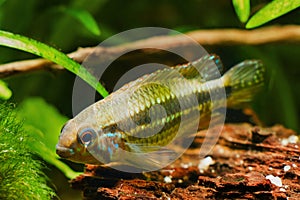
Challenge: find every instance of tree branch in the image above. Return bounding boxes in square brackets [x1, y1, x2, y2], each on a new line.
[1, 25, 300, 78]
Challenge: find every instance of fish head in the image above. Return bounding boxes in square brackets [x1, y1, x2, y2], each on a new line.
[56, 109, 122, 165]
[55, 118, 100, 164]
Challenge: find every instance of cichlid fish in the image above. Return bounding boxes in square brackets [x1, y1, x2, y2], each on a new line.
[56, 55, 265, 170]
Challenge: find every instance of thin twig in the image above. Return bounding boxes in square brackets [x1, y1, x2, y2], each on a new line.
[1, 25, 300, 78]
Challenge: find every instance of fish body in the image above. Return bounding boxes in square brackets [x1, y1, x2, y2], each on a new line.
[56, 55, 265, 170]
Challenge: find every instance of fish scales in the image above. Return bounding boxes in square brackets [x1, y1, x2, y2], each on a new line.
[123, 78, 227, 147]
[119, 81, 190, 146]
[56, 55, 265, 168]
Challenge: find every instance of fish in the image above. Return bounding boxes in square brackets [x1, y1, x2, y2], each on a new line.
[56, 54, 265, 171]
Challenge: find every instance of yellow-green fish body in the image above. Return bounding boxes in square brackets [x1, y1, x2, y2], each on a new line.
[56, 55, 265, 170]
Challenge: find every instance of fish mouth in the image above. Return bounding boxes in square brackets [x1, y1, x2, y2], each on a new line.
[56, 145, 75, 158]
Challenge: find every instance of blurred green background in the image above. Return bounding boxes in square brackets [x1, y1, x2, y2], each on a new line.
[0, 0, 299, 199]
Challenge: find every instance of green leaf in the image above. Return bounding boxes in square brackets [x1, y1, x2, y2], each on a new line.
[0, 30, 109, 97]
[0, 79, 12, 100]
[0, 0, 7, 7]
[60, 7, 101, 36]
[232, 0, 251, 23]
[246, 0, 300, 29]
[17, 97, 81, 179]
[17, 98, 68, 152]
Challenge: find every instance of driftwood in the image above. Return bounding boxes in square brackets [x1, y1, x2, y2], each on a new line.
[71, 124, 300, 199]
[1, 25, 300, 78]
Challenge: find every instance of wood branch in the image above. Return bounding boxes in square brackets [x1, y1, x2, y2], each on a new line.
[71, 124, 300, 199]
[1, 25, 300, 78]
[0, 59, 62, 77]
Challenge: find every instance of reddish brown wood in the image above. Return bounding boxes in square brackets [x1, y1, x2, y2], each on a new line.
[70, 124, 300, 199]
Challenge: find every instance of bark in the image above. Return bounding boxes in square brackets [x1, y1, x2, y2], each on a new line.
[71, 124, 300, 199]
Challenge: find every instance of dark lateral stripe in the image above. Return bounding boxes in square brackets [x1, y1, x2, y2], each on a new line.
[115, 80, 226, 146]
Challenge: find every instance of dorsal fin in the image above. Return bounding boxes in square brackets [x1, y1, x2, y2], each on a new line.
[111, 54, 224, 100]
[175, 54, 224, 81]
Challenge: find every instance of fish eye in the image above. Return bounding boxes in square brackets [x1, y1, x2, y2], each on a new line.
[78, 128, 96, 147]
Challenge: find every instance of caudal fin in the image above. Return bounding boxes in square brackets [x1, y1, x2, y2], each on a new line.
[222, 60, 265, 108]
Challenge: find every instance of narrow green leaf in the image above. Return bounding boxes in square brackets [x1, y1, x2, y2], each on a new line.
[246, 0, 300, 29]
[232, 0, 251, 23]
[17, 97, 82, 179]
[0, 30, 109, 97]
[0, 79, 12, 100]
[61, 7, 101, 36]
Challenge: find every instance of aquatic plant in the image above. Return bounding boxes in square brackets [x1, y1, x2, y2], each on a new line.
[0, 102, 55, 199]
[233, 0, 300, 28]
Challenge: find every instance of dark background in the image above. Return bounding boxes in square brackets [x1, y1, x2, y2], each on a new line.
[1, 0, 299, 131]
[0, 1, 299, 198]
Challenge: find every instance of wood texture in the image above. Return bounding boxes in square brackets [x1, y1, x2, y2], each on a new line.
[1, 25, 300, 78]
[71, 124, 300, 199]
